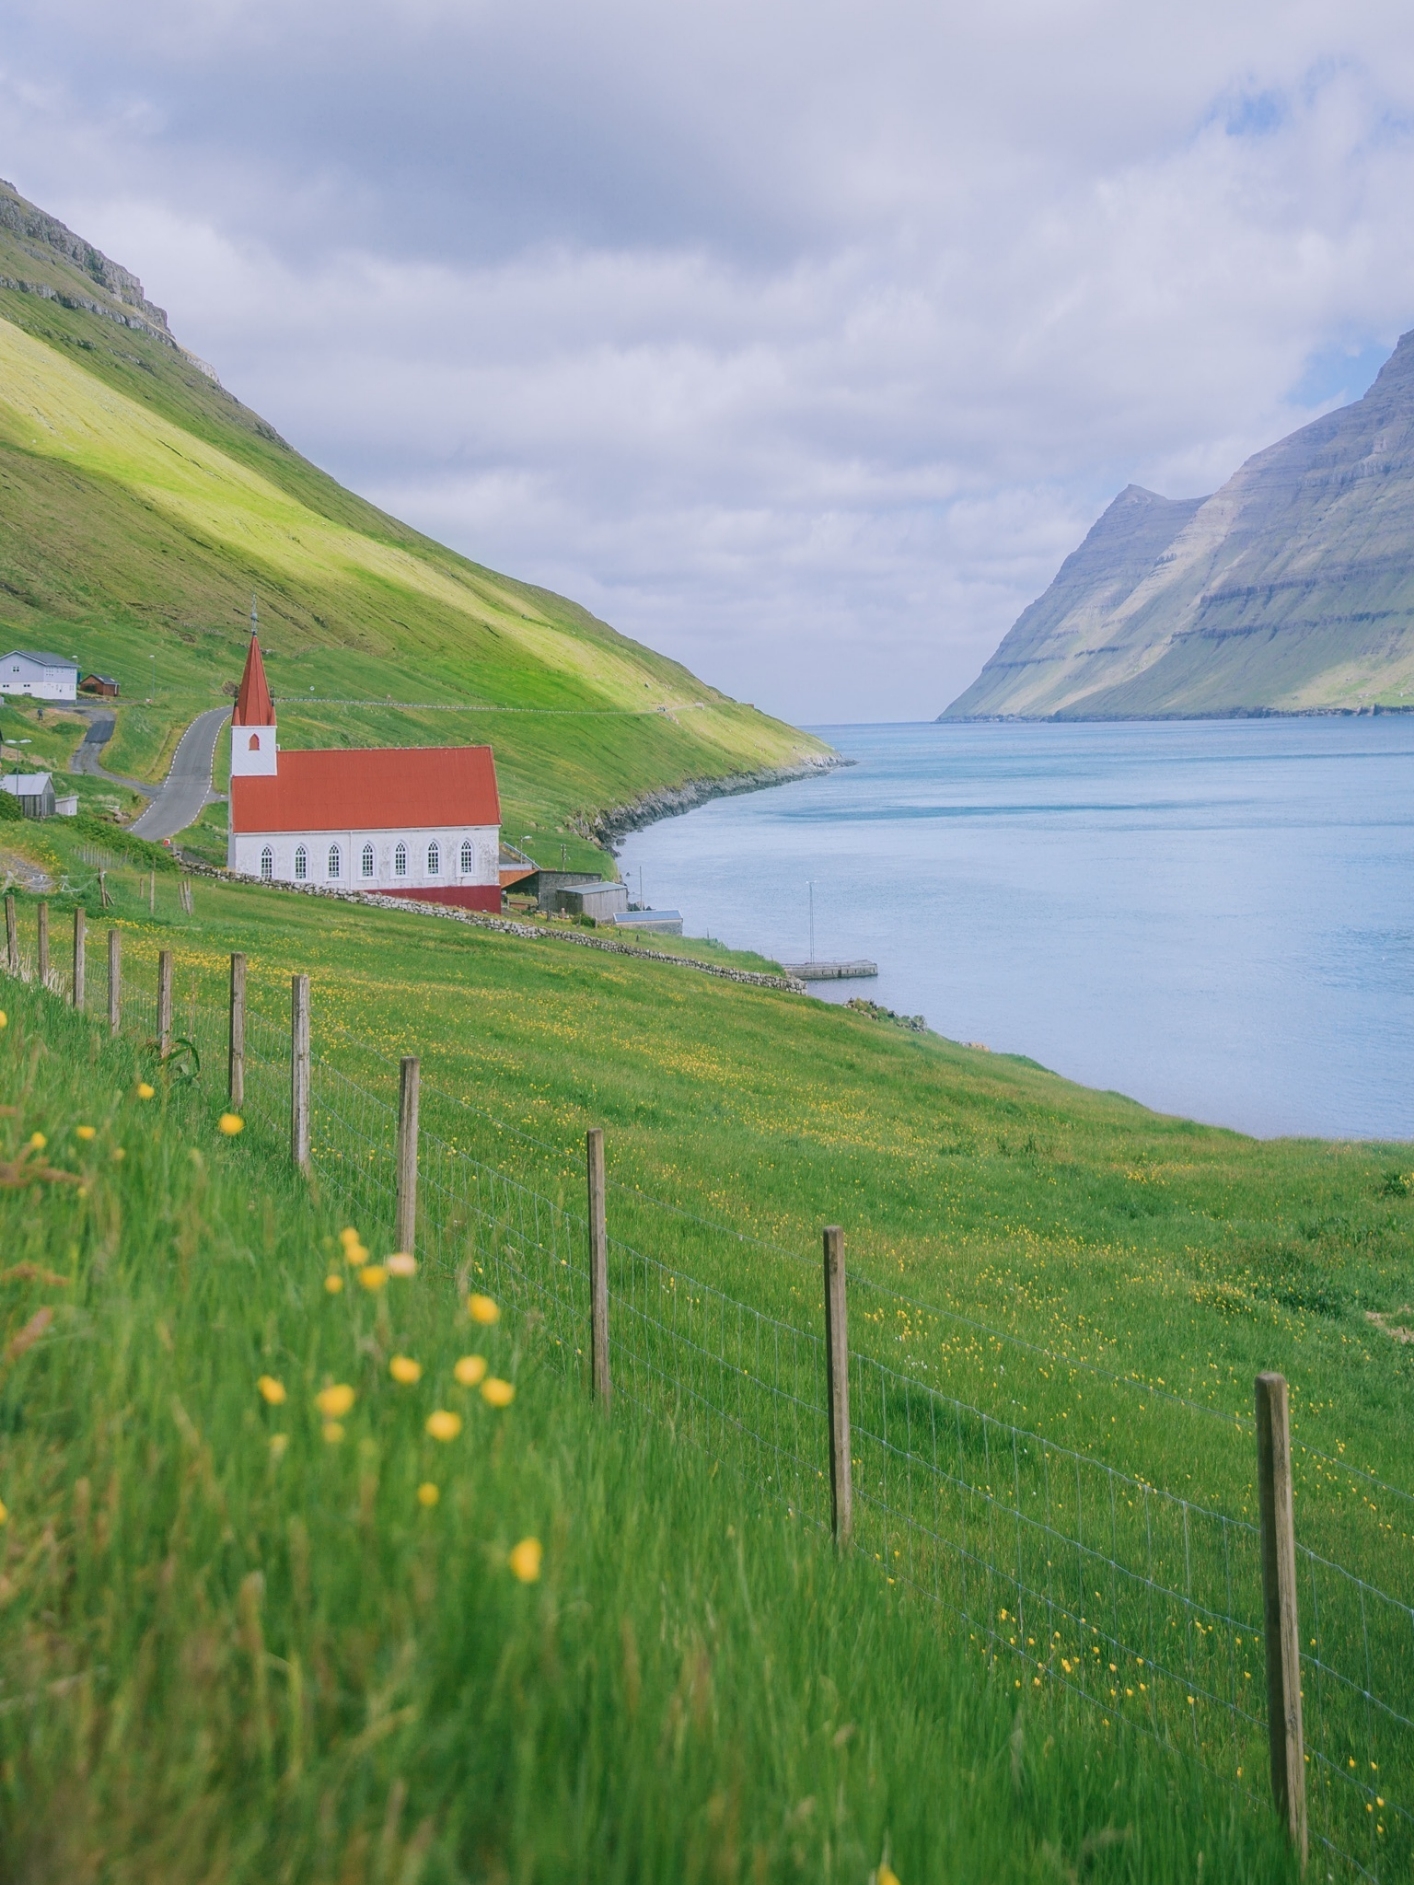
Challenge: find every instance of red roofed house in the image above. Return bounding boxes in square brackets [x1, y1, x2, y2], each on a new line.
[226, 636, 502, 911]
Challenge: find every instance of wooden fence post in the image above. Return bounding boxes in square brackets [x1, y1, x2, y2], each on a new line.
[395, 1056, 420, 1256]
[72, 908, 85, 1010]
[157, 950, 173, 1058]
[586, 1127, 611, 1409]
[4, 894, 15, 975]
[37, 902, 48, 989]
[228, 953, 246, 1107]
[823, 1225, 853, 1550]
[1256, 1371, 1307, 1870]
[107, 930, 120, 1036]
[290, 974, 310, 1173]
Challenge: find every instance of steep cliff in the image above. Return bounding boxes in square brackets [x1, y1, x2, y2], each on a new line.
[944, 332, 1414, 718]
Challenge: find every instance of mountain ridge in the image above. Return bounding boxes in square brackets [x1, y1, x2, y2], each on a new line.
[943, 332, 1414, 719]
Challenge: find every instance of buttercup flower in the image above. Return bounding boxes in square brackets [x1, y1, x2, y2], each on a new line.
[75, 1125, 96, 1141]
[322, 1421, 345, 1444]
[389, 1355, 422, 1384]
[508, 1537, 542, 1583]
[256, 1375, 287, 1406]
[324, 1273, 345, 1295]
[218, 1113, 244, 1136]
[111, 1147, 125, 1162]
[426, 1409, 462, 1442]
[877, 1867, 901, 1885]
[467, 1294, 500, 1325]
[386, 1252, 417, 1278]
[0, 1498, 8, 1524]
[269, 1434, 289, 1461]
[454, 1354, 487, 1387]
[315, 1384, 355, 1418]
[338, 1226, 360, 1247]
[358, 1264, 387, 1291]
[27, 1132, 45, 1150]
[481, 1378, 515, 1409]
[417, 1482, 440, 1507]
[136, 1083, 155, 1101]
[0, 1011, 7, 1028]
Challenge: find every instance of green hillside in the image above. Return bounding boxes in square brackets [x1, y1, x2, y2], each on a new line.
[0, 181, 828, 863]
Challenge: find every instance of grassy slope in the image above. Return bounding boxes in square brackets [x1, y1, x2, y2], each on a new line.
[15, 819, 1414, 1581]
[0, 265, 827, 870]
[0, 975, 1292, 1884]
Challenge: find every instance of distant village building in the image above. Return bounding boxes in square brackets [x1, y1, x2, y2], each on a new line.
[0, 651, 79, 702]
[226, 635, 502, 911]
[1, 772, 60, 818]
[80, 673, 120, 698]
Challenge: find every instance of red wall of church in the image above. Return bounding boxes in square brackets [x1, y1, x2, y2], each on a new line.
[382, 885, 502, 913]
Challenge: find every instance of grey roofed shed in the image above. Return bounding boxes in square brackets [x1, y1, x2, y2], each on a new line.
[0, 771, 57, 818]
[547, 879, 630, 920]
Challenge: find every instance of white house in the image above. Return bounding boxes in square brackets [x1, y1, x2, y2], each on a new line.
[0, 651, 79, 702]
[226, 635, 502, 911]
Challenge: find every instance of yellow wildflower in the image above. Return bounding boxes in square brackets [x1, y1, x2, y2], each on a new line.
[111, 1147, 125, 1162]
[136, 1083, 155, 1101]
[322, 1421, 345, 1444]
[426, 1409, 462, 1442]
[218, 1113, 244, 1136]
[338, 1226, 360, 1247]
[27, 1131, 45, 1150]
[75, 1125, 96, 1142]
[0, 1498, 8, 1524]
[385, 1252, 417, 1278]
[269, 1433, 289, 1461]
[315, 1383, 355, 1418]
[0, 1011, 7, 1028]
[877, 1867, 901, 1885]
[467, 1293, 500, 1325]
[345, 1243, 370, 1267]
[508, 1537, 542, 1583]
[256, 1375, 287, 1406]
[481, 1377, 515, 1408]
[389, 1355, 422, 1384]
[417, 1482, 440, 1507]
[358, 1265, 388, 1291]
[454, 1354, 488, 1387]
[324, 1273, 344, 1294]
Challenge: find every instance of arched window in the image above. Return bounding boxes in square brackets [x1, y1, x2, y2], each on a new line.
[394, 841, 407, 877]
[327, 844, 341, 879]
[294, 844, 308, 881]
[427, 841, 440, 875]
[259, 846, 273, 880]
[460, 839, 474, 875]
[247, 733, 260, 751]
[362, 842, 375, 878]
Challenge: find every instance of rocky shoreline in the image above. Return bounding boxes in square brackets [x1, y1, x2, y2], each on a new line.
[571, 752, 849, 852]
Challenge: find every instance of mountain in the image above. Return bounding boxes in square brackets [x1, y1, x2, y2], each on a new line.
[943, 332, 1414, 719]
[0, 179, 829, 852]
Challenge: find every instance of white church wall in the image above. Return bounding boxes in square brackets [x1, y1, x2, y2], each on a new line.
[229, 824, 499, 890]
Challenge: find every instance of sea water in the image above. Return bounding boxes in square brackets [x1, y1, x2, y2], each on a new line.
[615, 719, 1414, 1140]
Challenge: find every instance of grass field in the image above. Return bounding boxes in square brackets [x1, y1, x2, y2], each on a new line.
[0, 972, 1302, 1884]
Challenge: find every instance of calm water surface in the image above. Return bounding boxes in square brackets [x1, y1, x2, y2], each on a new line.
[616, 720, 1414, 1140]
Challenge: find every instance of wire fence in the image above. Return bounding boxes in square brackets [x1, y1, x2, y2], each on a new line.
[7, 907, 1413, 1880]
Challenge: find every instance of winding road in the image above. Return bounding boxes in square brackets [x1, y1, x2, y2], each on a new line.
[130, 706, 230, 840]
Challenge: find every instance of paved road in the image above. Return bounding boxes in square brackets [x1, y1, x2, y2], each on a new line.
[131, 706, 230, 840]
[69, 709, 150, 794]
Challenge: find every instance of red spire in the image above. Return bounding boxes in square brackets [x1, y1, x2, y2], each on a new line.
[233, 634, 275, 726]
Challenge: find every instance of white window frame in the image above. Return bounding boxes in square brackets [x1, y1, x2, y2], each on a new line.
[362, 842, 375, 878]
[259, 846, 273, 880]
[327, 843, 341, 879]
[460, 839, 474, 875]
[294, 844, 308, 881]
[394, 841, 407, 878]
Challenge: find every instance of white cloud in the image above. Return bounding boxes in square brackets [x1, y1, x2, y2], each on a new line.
[4, 3, 1414, 718]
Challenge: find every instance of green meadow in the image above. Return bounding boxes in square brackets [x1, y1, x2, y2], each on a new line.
[0, 945, 1301, 1885]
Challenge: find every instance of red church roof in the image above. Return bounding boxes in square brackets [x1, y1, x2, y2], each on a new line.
[230, 746, 500, 834]
[233, 634, 275, 726]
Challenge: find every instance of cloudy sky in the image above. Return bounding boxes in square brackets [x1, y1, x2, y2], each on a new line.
[4, 1, 1414, 721]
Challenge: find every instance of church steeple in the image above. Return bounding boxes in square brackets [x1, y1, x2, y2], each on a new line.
[230, 604, 277, 777]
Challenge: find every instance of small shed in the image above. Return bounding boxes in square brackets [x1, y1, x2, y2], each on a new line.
[0, 651, 79, 702]
[548, 879, 629, 921]
[1, 772, 56, 818]
[80, 673, 120, 697]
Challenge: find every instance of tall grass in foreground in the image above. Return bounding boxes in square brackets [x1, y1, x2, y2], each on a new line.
[0, 981, 1295, 1882]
